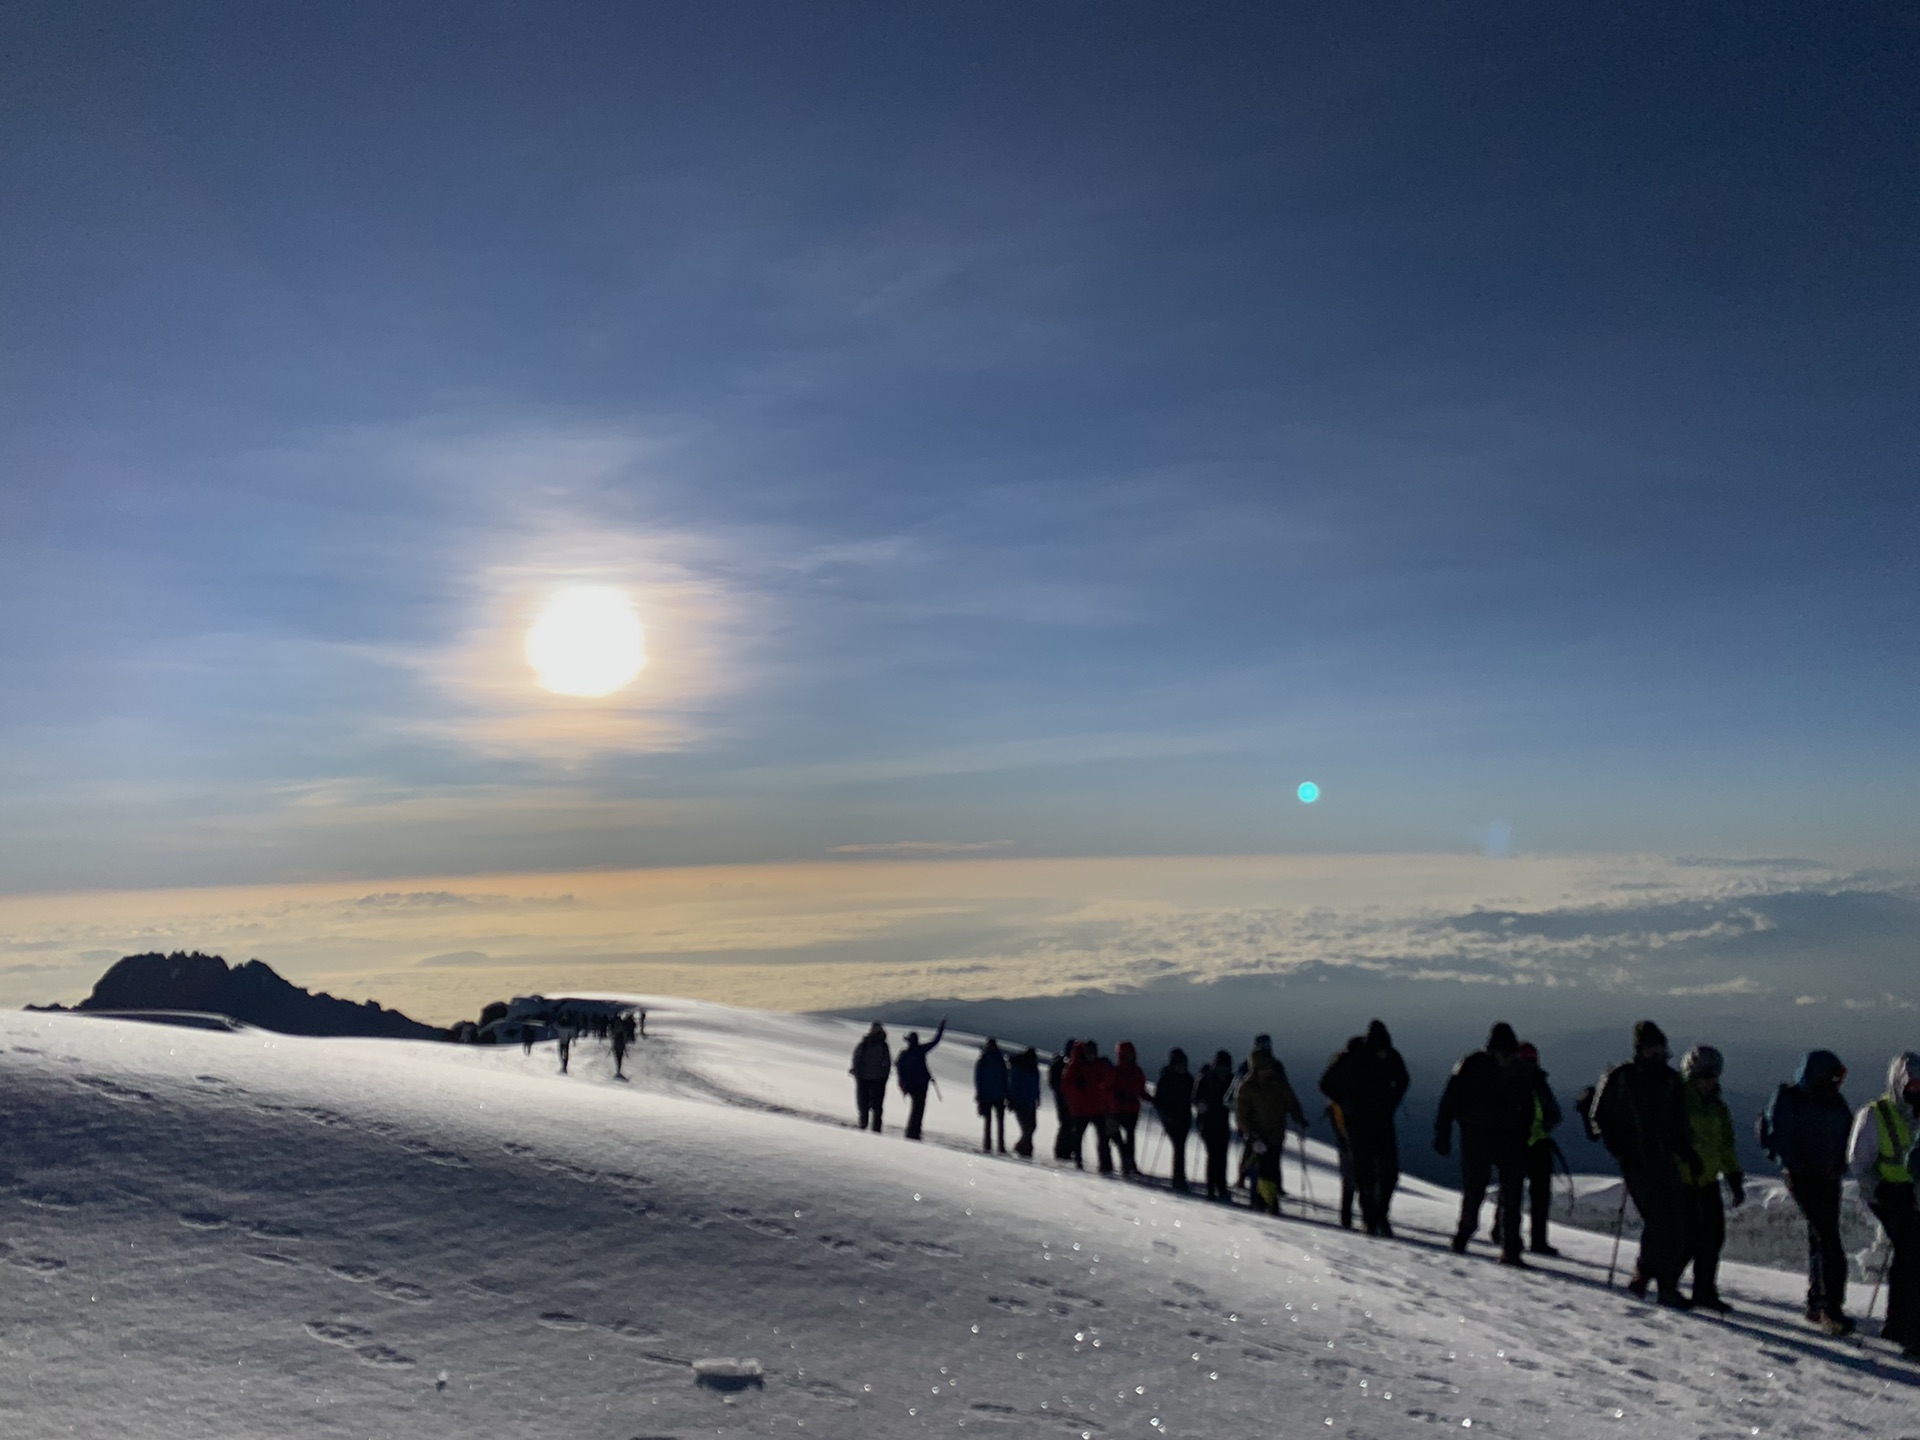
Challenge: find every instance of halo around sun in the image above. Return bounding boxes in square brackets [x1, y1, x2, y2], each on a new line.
[525, 586, 648, 697]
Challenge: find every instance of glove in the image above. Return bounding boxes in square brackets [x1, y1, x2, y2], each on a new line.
[1253, 1140, 1269, 1155]
[1434, 1133, 1451, 1158]
[1728, 1174, 1746, 1208]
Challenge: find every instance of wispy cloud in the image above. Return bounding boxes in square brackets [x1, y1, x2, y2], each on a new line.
[828, 841, 1013, 856]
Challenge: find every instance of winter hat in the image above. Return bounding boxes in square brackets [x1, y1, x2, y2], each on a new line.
[1887, 1052, 1920, 1105]
[1253, 1034, 1274, 1053]
[1681, 1045, 1724, 1081]
[1517, 1042, 1540, 1066]
[1632, 1019, 1668, 1052]
[1367, 1019, 1393, 1048]
[1486, 1022, 1519, 1056]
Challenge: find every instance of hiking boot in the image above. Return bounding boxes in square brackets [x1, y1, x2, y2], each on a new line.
[1626, 1275, 1650, 1299]
[1449, 1233, 1471, 1255]
[1498, 1252, 1528, 1269]
[1530, 1243, 1561, 1258]
[1814, 1311, 1855, 1337]
[1656, 1287, 1693, 1311]
[1692, 1292, 1732, 1314]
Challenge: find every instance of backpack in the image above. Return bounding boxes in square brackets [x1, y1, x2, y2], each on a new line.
[1757, 1082, 1795, 1163]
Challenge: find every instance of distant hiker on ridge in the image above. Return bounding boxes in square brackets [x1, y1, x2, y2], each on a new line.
[1435, 1022, 1532, 1265]
[1589, 1021, 1697, 1307]
[895, 1019, 947, 1141]
[1849, 1052, 1920, 1356]
[975, 1038, 1010, 1154]
[611, 1013, 633, 1080]
[1008, 1046, 1043, 1159]
[1761, 1048, 1855, 1334]
[850, 1023, 892, 1133]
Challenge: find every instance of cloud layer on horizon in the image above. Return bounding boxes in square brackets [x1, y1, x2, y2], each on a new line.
[3, 853, 1913, 1027]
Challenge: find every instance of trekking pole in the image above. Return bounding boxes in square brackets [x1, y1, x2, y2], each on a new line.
[1298, 1131, 1315, 1211]
[1867, 1246, 1893, 1323]
[1604, 1185, 1628, 1288]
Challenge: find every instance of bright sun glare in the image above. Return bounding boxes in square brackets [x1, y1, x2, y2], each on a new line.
[525, 586, 648, 697]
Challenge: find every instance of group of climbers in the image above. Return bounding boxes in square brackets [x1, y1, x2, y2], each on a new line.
[846, 1013, 1920, 1356]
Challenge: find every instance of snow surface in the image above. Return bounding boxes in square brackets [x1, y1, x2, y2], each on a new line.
[3, 996, 1918, 1439]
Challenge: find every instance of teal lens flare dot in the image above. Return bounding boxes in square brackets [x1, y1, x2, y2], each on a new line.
[1297, 781, 1320, 804]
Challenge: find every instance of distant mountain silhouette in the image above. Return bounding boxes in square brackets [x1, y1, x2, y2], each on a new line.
[32, 952, 445, 1040]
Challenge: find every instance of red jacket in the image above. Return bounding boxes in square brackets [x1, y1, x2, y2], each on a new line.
[1063, 1043, 1115, 1120]
[1110, 1042, 1149, 1117]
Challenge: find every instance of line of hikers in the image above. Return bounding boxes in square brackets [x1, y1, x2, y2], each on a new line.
[850, 1015, 1920, 1354]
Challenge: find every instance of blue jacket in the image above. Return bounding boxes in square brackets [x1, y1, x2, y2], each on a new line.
[1764, 1050, 1854, 1177]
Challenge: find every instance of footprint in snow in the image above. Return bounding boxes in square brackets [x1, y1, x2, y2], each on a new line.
[248, 1252, 301, 1267]
[73, 1076, 155, 1102]
[21, 1191, 80, 1210]
[500, 1141, 536, 1157]
[466, 1275, 514, 1296]
[247, 1221, 302, 1240]
[537, 1312, 589, 1330]
[305, 1321, 418, 1369]
[373, 1277, 432, 1304]
[910, 1240, 958, 1258]
[599, 1318, 662, 1341]
[816, 1234, 857, 1253]
[10, 1255, 67, 1273]
[179, 1211, 229, 1230]
[329, 1262, 381, 1282]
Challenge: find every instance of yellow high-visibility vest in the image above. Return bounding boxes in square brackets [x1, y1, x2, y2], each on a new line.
[1872, 1098, 1914, 1185]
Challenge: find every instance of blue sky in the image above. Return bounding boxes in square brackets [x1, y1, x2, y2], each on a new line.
[4, 3, 1918, 895]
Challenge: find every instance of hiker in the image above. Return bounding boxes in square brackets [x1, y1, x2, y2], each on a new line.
[1589, 1020, 1696, 1306]
[1323, 1037, 1364, 1229]
[849, 1023, 892, 1133]
[1675, 1045, 1743, 1313]
[1154, 1048, 1196, 1192]
[1009, 1047, 1043, 1158]
[1435, 1022, 1533, 1265]
[1110, 1041, 1149, 1178]
[521, 1025, 535, 1057]
[1195, 1050, 1236, 1201]
[1848, 1052, 1920, 1354]
[1233, 1035, 1296, 1197]
[557, 1025, 573, 1075]
[1063, 1040, 1116, 1172]
[975, 1038, 1010, 1154]
[611, 1014, 632, 1079]
[1049, 1041, 1077, 1160]
[1234, 1046, 1305, 1215]
[1322, 1020, 1410, 1236]
[896, 1019, 948, 1141]
[1490, 1041, 1563, 1256]
[1762, 1049, 1855, 1334]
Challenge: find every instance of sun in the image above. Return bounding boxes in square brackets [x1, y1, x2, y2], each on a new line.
[525, 586, 648, 697]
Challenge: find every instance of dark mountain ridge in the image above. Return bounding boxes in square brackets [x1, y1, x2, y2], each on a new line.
[30, 951, 445, 1041]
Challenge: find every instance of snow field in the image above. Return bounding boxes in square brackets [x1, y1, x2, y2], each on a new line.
[2, 998, 1917, 1439]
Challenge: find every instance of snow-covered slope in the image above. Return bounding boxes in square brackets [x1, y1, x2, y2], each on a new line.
[2, 998, 1914, 1439]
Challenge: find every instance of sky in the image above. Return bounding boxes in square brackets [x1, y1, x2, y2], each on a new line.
[3, 5, 1918, 1012]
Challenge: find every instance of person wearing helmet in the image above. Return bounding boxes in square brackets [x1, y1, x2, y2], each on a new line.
[1676, 1045, 1744, 1313]
[1847, 1052, 1920, 1355]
